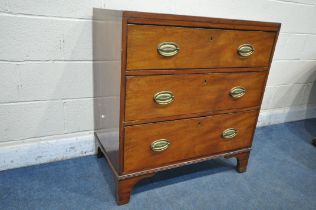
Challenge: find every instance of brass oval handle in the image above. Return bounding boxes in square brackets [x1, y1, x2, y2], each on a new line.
[230, 86, 246, 99]
[154, 91, 174, 105]
[237, 44, 255, 57]
[222, 128, 238, 139]
[151, 139, 171, 152]
[157, 42, 179, 57]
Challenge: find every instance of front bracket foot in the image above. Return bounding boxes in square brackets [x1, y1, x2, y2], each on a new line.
[116, 173, 155, 205]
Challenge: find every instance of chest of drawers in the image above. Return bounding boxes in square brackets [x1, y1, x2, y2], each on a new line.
[93, 9, 280, 205]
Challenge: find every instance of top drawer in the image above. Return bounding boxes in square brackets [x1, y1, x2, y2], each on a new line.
[127, 25, 276, 70]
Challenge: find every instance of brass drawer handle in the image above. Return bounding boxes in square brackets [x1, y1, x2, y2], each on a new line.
[230, 86, 246, 99]
[237, 44, 255, 57]
[154, 91, 174, 105]
[157, 42, 179, 57]
[222, 128, 238, 139]
[151, 139, 170, 152]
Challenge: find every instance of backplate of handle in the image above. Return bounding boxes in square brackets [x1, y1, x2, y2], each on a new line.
[157, 42, 180, 57]
[237, 44, 255, 57]
[230, 86, 246, 99]
[154, 91, 175, 105]
[151, 139, 171, 152]
[222, 128, 238, 139]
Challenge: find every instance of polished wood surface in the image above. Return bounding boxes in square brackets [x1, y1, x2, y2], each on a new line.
[118, 15, 128, 174]
[127, 18, 279, 32]
[225, 151, 250, 173]
[116, 173, 155, 205]
[125, 72, 267, 121]
[126, 67, 268, 76]
[94, 9, 280, 205]
[235, 152, 250, 173]
[119, 148, 250, 179]
[124, 11, 280, 32]
[124, 110, 258, 173]
[93, 9, 123, 173]
[124, 106, 259, 126]
[127, 25, 276, 70]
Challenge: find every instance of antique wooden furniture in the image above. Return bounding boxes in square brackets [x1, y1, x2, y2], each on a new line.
[93, 9, 280, 205]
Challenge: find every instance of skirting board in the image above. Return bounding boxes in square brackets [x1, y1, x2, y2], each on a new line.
[0, 132, 96, 171]
[1, 105, 315, 171]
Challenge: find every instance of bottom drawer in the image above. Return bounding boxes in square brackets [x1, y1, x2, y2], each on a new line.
[124, 110, 258, 173]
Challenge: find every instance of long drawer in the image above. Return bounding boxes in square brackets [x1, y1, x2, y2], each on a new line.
[127, 24, 276, 70]
[125, 71, 267, 121]
[124, 110, 258, 173]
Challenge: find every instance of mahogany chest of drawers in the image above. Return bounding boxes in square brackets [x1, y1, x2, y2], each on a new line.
[93, 9, 280, 205]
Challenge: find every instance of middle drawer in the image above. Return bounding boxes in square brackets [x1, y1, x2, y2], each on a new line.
[125, 71, 267, 121]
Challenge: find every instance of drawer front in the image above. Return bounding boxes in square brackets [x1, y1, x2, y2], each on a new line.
[125, 71, 267, 121]
[124, 110, 258, 173]
[127, 25, 276, 70]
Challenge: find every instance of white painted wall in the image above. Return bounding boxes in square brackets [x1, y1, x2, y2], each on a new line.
[0, 0, 316, 170]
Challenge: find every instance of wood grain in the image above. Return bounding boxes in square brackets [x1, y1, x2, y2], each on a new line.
[94, 9, 281, 205]
[124, 107, 259, 126]
[125, 67, 268, 76]
[124, 110, 258, 173]
[119, 148, 250, 179]
[118, 15, 128, 174]
[124, 11, 280, 31]
[125, 71, 267, 121]
[116, 173, 155, 205]
[127, 25, 276, 70]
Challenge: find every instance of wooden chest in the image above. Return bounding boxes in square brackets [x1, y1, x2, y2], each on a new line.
[93, 9, 280, 205]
